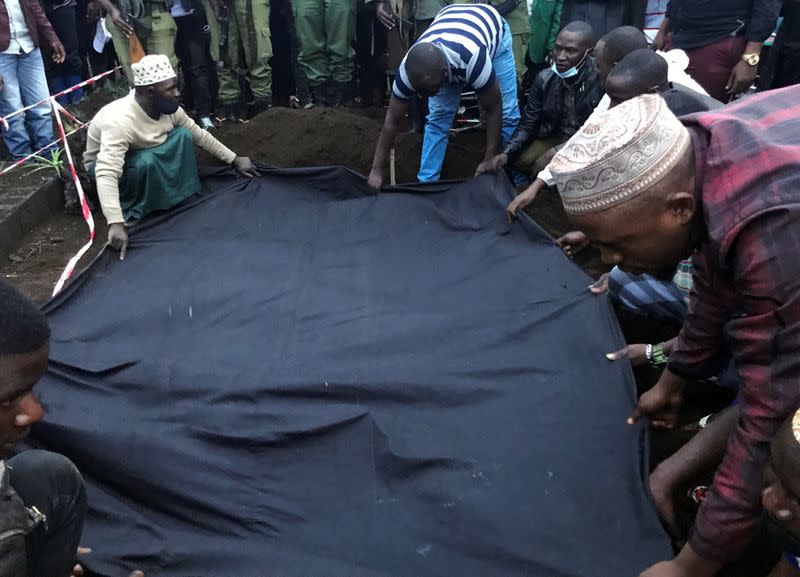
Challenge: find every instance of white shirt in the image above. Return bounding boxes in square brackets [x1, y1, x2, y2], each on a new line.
[3, 0, 35, 55]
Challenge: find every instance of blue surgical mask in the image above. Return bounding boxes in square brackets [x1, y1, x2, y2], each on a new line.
[551, 50, 590, 79]
[551, 62, 579, 79]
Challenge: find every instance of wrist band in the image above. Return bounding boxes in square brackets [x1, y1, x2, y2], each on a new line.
[649, 342, 668, 367]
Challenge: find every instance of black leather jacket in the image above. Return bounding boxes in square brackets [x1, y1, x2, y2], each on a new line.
[504, 59, 604, 160]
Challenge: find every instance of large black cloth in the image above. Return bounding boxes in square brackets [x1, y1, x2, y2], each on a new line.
[30, 167, 670, 577]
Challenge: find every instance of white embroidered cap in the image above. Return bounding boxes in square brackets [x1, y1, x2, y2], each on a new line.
[550, 94, 691, 215]
[131, 54, 177, 87]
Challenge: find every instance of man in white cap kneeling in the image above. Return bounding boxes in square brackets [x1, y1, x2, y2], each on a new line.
[549, 87, 800, 576]
[84, 54, 258, 258]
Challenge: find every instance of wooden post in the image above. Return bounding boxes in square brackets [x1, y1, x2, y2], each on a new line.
[389, 148, 396, 185]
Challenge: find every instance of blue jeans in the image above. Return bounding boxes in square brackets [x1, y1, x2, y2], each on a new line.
[0, 48, 55, 160]
[418, 23, 521, 182]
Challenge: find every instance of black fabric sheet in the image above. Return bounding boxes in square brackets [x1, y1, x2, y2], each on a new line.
[31, 167, 670, 577]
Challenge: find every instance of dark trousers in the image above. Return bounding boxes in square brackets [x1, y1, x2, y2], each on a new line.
[680, 35, 746, 103]
[45, 5, 83, 78]
[7, 450, 87, 577]
[175, 11, 215, 117]
[773, 46, 800, 89]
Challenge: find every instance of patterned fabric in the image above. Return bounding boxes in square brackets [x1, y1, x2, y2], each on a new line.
[131, 53, 176, 87]
[550, 94, 691, 215]
[607, 265, 688, 325]
[393, 4, 504, 99]
[667, 84, 800, 562]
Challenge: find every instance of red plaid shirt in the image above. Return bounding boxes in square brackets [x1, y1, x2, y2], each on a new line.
[668, 85, 800, 562]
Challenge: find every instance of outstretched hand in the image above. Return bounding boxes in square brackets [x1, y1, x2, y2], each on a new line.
[627, 372, 685, 429]
[107, 223, 128, 261]
[505, 178, 544, 222]
[555, 230, 589, 259]
[367, 167, 384, 193]
[71, 547, 144, 577]
[232, 156, 259, 178]
[606, 344, 647, 367]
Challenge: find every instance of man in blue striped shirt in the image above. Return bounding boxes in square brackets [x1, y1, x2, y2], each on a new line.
[368, 3, 520, 189]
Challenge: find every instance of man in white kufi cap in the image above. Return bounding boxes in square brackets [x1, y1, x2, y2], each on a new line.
[550, 88, 800, 577]
[83, 54, 258, 259]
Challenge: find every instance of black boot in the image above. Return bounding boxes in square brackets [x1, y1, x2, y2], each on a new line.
[247, 96, 272, 118]
[327, 81, 346, 107]
[306, 84, 326, 108]
[217, 101, 243, 124]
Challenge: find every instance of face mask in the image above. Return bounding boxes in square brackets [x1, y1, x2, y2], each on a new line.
[153, 92, 180, 116]
[551, 50, 589, 80]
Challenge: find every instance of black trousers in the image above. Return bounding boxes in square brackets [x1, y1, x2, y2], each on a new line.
[175, 11, 215, 117]
[45, 5, 83, 78]
[7, 450, 87, 577]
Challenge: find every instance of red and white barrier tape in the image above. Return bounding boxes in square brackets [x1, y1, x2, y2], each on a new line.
[51, 96, 95, 297]
[0, 66, 120, 131]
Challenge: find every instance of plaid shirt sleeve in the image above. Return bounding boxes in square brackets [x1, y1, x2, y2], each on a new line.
[681, 213, 800, 561]
[668, 87, 800, 562]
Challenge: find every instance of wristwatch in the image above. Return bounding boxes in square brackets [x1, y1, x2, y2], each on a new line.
[742, 53, 760, 66]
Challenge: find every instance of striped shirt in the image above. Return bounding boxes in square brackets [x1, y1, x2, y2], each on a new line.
[392, 4, 504, 100]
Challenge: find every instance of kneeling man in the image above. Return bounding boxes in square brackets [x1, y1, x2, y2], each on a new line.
[84, 54, 258, 258]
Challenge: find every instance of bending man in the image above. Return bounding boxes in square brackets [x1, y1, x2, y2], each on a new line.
[549, 90, 800, 577]
[368, 3, 520, 189]
[84, 54, 258, 258]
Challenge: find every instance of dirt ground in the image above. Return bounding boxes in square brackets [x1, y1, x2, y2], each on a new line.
[0, 93, 769, 576]
[2, 104, 490, 303]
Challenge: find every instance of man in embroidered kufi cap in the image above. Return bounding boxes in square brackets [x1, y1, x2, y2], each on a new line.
[83, 54, 259, 259]
[549, 88, 800, 577]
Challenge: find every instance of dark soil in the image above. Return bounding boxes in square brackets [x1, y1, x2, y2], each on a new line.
[1, 212, 107, 303]
[205, 106, 486, 183]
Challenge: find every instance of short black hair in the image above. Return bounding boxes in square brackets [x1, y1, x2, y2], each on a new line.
[0, 277, 50, 356]
[597, 26, 648, 65]
[405, 43, 445, 85]
[609, 49, 669, 91]
[561, 20, 596, 48]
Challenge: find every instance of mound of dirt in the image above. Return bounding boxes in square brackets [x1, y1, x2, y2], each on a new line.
[208, 107, 485, 183]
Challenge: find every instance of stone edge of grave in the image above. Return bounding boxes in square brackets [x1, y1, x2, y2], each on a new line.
[0, 166, 63, 261]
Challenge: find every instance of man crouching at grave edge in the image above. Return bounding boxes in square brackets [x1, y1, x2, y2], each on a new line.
[83, 54, 259, 260]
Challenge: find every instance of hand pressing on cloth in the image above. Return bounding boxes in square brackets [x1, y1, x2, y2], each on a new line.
[232, 156, 259, 178]
[72, 547, 144, 577]
[555, 230, 589, 259]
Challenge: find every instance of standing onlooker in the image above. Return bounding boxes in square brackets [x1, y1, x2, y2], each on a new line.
[488, 0, 528, 86]
[643, 0, 666, 43]
[293, 0, 355, 106]
[172, 0, 215, 128]
[768, 1, 800, 90]
[42, 0, 83, 104]
[527, 0, 563, 81]
[96, 0, 178, 84]
[216, 0, 273, 120]
[528, 0, 564, 80]
[559, 0, 646, 40]
[652, 0, 781, 102]
[0, 0, 65, 160]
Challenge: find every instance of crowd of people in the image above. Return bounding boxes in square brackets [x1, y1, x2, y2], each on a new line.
[2, 0, 800, 576]
[0, 0, 798, 161]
